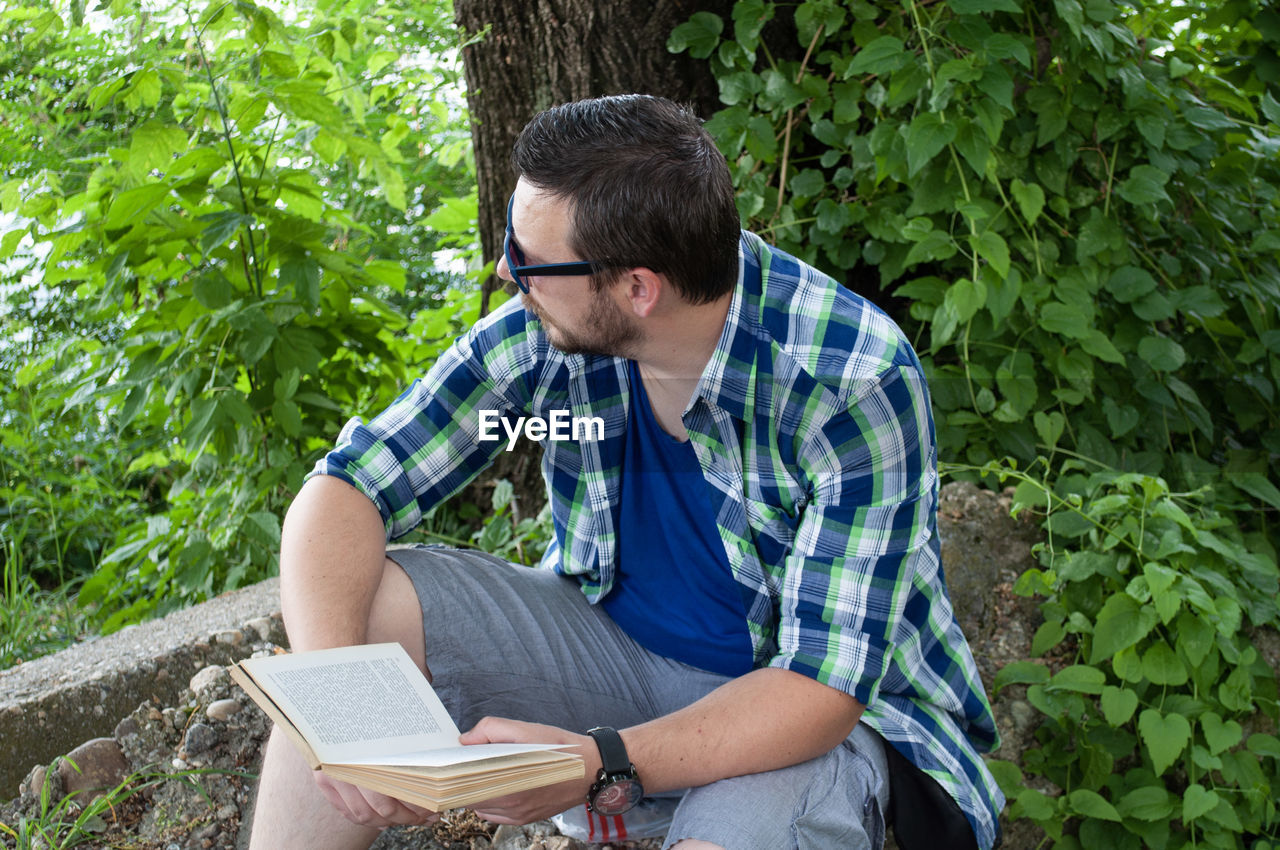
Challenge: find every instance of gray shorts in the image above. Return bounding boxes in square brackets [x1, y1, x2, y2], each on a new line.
[388, 545, 888, 850]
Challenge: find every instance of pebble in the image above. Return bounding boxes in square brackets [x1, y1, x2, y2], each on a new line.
[206, 698, 242, 722]
[188, 665, 227, 695]
[244, 616, 275, 641]
[183, 723, 218, 755]
[212, 629, 244, 646]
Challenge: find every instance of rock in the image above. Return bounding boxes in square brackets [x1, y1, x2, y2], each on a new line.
[182, 723, 218, 756]
[188, 665, 229, 698]
[113, 715, 139, 740]
[206, 698, 242, 722]
[212, 629, 244, 646]
[243, 616, 277, 643]
[56, 737, 129, 804]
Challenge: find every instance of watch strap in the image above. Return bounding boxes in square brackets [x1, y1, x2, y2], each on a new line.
[587, 726, 631, 775]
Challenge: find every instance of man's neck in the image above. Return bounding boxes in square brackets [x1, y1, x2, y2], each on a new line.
[632, 289, 733, 382]
[628, 289, 733, 437]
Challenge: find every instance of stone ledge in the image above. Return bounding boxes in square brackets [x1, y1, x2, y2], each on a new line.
[0, 578, 285, 796]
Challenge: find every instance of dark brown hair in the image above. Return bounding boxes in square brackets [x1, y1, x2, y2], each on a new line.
[511, 95, 740, 305]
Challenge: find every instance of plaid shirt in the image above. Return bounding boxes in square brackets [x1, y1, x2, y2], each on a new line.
[316, 232, 1004, 847]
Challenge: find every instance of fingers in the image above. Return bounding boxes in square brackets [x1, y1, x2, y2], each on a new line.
[313, 772, 439, 828]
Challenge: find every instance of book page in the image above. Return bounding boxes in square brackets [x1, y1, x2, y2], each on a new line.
[240, 643, 462, 764]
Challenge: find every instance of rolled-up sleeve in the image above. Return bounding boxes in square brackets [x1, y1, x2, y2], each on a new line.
[312, 300, 536, 540]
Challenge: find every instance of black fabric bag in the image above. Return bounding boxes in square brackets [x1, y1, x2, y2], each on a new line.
[883, 741, 996, 850]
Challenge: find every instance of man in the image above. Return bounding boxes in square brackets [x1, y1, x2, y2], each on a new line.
[248, 94, 1003, 850]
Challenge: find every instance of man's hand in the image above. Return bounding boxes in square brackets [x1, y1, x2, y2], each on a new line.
[313, 771, 440, 829]
[459, 718, 600, 825]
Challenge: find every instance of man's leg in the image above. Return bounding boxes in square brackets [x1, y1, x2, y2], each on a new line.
[248, 558, 427, 850]
[661, 724, 889, 850]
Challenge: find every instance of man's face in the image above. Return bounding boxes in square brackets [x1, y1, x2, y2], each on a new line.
[497, 180, 640, 358]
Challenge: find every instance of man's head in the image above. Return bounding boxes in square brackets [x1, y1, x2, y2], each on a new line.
[511, 94, 740, 305]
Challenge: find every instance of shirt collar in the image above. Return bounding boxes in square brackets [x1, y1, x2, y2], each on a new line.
[690, 231, 765, 423]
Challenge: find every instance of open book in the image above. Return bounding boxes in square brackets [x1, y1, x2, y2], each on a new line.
[229, 643, 584, 811]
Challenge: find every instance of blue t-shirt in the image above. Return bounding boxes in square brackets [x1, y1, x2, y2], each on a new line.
[601, 360, 754, 677]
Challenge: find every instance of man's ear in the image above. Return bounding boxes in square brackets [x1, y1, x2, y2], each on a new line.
[620, 267, 665, 318]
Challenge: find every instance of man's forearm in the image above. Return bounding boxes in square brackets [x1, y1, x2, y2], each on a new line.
[278, 475, 389, 651]
[620, 667, 863, 794]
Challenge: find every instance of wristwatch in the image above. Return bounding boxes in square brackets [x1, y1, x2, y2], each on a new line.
[585, 726, 644, 815]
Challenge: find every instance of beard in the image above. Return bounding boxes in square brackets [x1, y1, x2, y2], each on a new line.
[522, 287, 641, 358]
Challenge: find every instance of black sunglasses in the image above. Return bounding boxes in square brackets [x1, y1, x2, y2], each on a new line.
[503, 194, 607, 294]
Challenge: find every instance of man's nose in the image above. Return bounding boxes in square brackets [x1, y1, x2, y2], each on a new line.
[495, 253, 513, 282]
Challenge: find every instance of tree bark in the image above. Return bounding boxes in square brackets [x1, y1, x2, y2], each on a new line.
[452, 0, 732, 516]
[454, 0, 733, 309]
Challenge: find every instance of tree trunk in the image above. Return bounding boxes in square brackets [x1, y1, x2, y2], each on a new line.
[452, 0, 731, 518]
[454, 0, 732, 309]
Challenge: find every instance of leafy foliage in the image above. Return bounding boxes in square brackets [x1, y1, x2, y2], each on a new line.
[0, 0, 487, 634]
[975, 459, 1279, 849]
[671, 0, 1280, 497]
[673, 0, 1280, 846]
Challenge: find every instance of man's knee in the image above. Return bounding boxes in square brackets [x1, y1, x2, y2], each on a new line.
[366, 556, 428, 674]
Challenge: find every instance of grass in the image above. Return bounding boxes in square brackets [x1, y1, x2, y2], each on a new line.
[0, 758, 253, 850]
[0, 533, 91, 670]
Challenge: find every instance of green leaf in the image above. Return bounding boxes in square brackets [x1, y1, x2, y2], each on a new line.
[953, 120, 991, 176]
[1137, 336, 1186, 372]
[242, 511, 282, 548]
[789, 169, 826, 198]
[993, 660, 1050, 694]
[199, 210, 251, 255]
[1107, 266, 1157, 303]
[668, 11, 725, 58]
[272, 397, 302, 437]
[973, 231, 1010, 278]
[1100, 685, 1138, 726]
[280, 253, 321, 308]
[1181, 784, 1218, 823]
[905, 230, 956, 267]
[983, 33, 1031, 67]
[1116, 786, 1173, 821]
[1054, 0, 1084, 38]
[1016, 788, 1057, 821]
[1090, 594, 1157, 663]
[905, 112, 957, 177]
[1048, 664, 1105, 694]
[104, 182, 171, 229]
[128, 122, 188, 173]
[276, 80, 346, 129]
[1068, 789, 1120, 822]
[1182, 106, 1234, 131]
[1139, 709, 1191, 776]
[1031, 619, 1065, 656]
[848, 36, 907, 76]
[1038, 301, 1090, 339]
[1141, 641, 1187, 686]
[1248, 733, 1280, 759]
[193, 271, 233, 310]
[1199, 711, 1243, 755]
[1081, 330, 1124, 364]
[1010, 179, 1045, 225]
[1232, 471, 1280, 511]
[1116, 164, 1171, 206]
[1076, 209, 1123, 259]
[945, 277, 985, 323]
[1033, 410, 1065, 448]
[1262, 91, 1280, 125]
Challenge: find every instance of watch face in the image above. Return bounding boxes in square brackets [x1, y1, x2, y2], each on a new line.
[590, 778, 644, 816]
